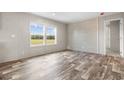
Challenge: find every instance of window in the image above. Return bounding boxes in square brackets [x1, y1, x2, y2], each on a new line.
[46, 27, 56, 45]
[30, 23, 44, 46]
[30, 23, 57, 46]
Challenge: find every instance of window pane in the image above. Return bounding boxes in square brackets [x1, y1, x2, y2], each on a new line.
[46, 27, 56, 45]
[30, 24, 44, 45]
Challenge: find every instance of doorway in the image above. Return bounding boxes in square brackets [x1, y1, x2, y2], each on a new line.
[104, 18, 123, 57]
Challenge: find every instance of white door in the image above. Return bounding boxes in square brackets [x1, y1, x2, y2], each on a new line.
[104, 19, 124, 57]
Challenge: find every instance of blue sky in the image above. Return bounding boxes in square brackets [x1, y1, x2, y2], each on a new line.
[30, 24, 55, 35]
[47, 27, 55, 35]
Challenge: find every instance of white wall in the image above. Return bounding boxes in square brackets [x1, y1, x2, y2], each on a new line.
[0, 12, 67, 63]
[67, 18, 98, 53]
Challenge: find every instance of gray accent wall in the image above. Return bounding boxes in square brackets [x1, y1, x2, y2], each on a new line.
[67, 18, 98, 53]
[0, 13, 67, 63]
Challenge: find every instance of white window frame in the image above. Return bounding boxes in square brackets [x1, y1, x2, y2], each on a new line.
[29, 23, 57, 47]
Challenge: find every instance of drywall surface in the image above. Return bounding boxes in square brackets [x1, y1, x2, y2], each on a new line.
[67, 18, 98, 53]
[0, 13, 67, 63]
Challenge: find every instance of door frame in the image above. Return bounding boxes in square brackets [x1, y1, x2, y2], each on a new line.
[104, 18, 124, 57]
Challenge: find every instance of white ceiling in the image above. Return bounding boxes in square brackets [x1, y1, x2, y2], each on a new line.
[31, 12, 117, 23]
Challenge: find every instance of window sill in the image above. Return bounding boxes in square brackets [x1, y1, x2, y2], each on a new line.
[30, 44, 45, 47]
[30, 44, 57, 47]
[45, 44, 57, 46]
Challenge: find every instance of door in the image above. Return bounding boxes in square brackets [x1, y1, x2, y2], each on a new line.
[104, 19, 123, 57]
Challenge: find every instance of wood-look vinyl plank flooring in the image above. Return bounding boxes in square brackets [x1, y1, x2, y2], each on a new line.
[0, 51, 124, 80]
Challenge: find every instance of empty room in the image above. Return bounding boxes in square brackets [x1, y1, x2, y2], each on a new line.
[0, 12, 124, 80]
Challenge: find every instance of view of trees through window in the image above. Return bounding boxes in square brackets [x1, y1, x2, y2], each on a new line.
[46, 27, 56, 45]
[30, 23, 56, 46]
